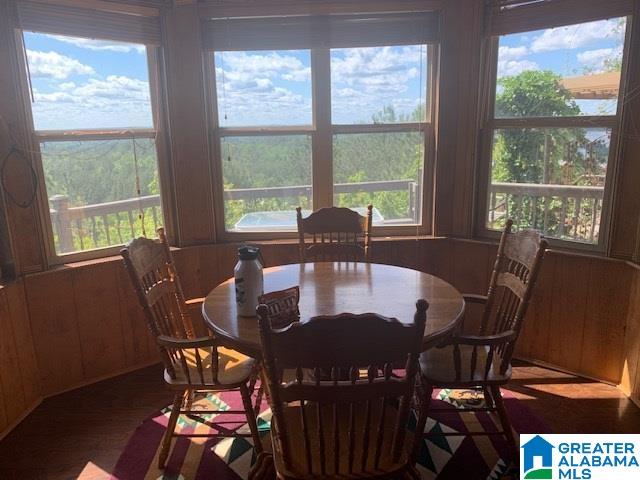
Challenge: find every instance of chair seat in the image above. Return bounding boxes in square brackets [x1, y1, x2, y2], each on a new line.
[164, 346, 255, 387]
[419, 344, 511, 386]
[273, 400, 413, 479]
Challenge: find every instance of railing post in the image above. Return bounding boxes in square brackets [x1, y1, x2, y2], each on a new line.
[50, 195, 73, 253]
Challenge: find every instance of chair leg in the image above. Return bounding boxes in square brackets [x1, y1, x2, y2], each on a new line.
[248, 452, 275, 480]
[483, 386, 495, 409]
[184, 388, 195, 411]
[254, 381, 265, 415]
[490, 385, 517, 453]
[412, 380, 434, 462]
[241, 381, 263, 454]
[404, 464, 421, 480]
[159, 391, 183, 469]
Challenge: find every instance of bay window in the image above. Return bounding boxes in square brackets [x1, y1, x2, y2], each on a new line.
[205, 13, 438, 237]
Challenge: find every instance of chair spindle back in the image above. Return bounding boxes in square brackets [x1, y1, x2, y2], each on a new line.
[121, 228, 200, 379]
[258, 300, 428, 477]
[474, 220, 548, 375]
[296, 205, 373, 263]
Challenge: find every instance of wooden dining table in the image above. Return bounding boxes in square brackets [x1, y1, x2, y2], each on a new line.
[202, 262, 465, 358]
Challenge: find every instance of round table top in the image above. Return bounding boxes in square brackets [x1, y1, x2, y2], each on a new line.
[202, 262, 465, 357]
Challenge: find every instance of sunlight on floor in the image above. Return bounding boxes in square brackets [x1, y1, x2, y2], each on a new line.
[78, 461, 111, 479]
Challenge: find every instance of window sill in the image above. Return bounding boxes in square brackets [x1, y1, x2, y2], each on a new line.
[22, 234, 624, 277]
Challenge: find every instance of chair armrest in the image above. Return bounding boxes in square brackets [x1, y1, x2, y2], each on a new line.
[462, 294, 488, 304]
[156, 335, 217, 349]
[452, 329, 517, 346]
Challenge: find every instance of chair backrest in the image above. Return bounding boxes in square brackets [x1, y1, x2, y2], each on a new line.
[479, 219, 548, 369]
[296, 205, 373, 263]
[121, 228, 196, 373]
[258, 286, 300, 329]
[258, 300, 428, 477]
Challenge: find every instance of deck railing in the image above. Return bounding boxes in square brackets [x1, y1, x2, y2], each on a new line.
[49, 181, 605, 253]
[488, 182, 605, 243]
[49, 179, 420, 253]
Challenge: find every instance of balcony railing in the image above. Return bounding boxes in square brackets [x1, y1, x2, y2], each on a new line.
[49, 179, 420, 253]
[49, 180, 604, 254]
[488, 182, 605, 243]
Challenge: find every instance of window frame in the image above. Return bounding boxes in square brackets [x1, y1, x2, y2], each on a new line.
[475, 16, 633, 252]
[206, 42, 438, 242]
[15, 31, 173, 265]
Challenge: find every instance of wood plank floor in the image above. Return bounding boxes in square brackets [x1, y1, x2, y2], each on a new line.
[0, 361, 639, 479]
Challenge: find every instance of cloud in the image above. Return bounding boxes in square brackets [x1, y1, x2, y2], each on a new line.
[217, 51, 311, 83]
[498, 59, 539, 77]
[499, 45, 528, 61]
[215, 51, 312, 125]
[73, 75, 150, 101]
[330, 46, 425, 123]
[531, 19, 624, 53]
[44, 34, 146, 54]
[31, 75, 153, 129]
[27, 49, 94, 79]
[58, 81, 76, 91]
[331, 46, 421, 88]
[214, 46, 426, 124]
[577, 46, 622, 72]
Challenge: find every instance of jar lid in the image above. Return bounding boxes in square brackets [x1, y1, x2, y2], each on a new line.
[238, 246, 260, 260]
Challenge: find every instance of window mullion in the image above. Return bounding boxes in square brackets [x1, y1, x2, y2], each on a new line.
[311, 47, 332, 210]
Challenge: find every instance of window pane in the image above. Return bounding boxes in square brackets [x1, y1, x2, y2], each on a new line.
[331, 45, 428, 124]
[495, 18, 627, 118]
[333, 132, 424, 225]
[221, 135, 312, 231]
[214, 50, 312, 127]
[43, 139, 163, 254]
[24, 32, 153, 130]
[487, 127, 610, 243]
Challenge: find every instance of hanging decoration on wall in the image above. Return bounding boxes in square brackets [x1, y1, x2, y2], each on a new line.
[0, 115, 39, 209]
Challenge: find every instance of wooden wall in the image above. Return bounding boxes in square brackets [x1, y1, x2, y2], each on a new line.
[0, 280, 40, 439]
[620, 263, 640, 405]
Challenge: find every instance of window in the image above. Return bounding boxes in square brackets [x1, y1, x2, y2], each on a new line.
[331, 45, 429, 225]
[206, 14, 437, 236]
[22, 32, 164, 257]
[481, 17, 628, 246]
[215, 50, 313, 232]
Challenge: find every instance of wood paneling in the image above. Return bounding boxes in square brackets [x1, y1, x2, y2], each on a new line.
[0, 280, 40, 439]
[162, 3, 216, 246]
[23, 260, 158, 398]
[2, 238, 640, 440]
[620, 264, 640, 406]
[434, 0, 483, 237]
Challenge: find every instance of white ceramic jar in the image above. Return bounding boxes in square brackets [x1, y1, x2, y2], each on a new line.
[234, 246, 264, 317]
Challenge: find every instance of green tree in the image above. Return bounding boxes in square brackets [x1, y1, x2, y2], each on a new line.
[495, 70, 581, 185]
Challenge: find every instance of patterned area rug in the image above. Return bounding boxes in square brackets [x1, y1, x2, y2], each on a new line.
[112, 388, 549, 480]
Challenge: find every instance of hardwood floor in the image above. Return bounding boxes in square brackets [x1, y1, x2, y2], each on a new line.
[0, 361, 638, 479]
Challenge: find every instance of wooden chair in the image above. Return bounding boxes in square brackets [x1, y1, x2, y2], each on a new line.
[121, 228, 263, 468]
[252, 300, 429, 480]
[414, 220, 548, 452]
[296, 205, 373, 262]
